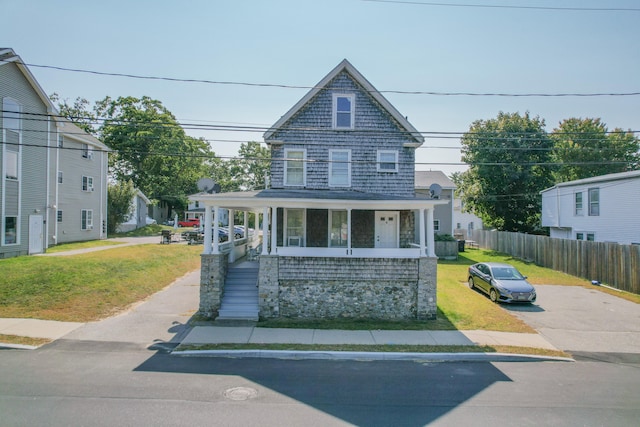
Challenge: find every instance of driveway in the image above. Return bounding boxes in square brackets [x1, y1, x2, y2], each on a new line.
[503, 285, 640, 356]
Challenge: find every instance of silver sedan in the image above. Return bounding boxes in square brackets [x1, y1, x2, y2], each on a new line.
[468, 262, 537, 303]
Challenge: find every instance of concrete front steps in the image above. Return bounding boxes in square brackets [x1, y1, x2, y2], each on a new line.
[217, 266, 259, 321]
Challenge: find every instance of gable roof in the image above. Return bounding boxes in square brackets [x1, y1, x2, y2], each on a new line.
[541, 170, 640, 193]
[0, 48, 56, 112]
[415, 171, 456, 190]
[263, 59, 424, 145]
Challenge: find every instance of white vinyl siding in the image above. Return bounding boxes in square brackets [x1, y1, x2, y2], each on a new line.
[284, 149, 306, 186]
[329, 149, 351, 187]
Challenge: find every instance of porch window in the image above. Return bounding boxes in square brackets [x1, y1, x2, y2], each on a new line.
[588, 188, 599, 216]
[333, 94, 354, 129]
[377, 150, 398, 172]
[329, 210, 348, 247]
[285, 208, 304, 246]
[329, 149, 351, 187]
[574, 192, 583, 216]
[284, 149, 306, 186]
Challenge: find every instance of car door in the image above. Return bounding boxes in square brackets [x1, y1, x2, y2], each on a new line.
[476, 264, 491, 293]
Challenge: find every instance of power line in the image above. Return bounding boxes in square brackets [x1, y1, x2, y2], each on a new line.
[362, 0, 640, 12]
[4, 59, 639, 98]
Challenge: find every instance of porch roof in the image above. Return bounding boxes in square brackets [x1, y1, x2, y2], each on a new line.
[190, 189, 448, 210]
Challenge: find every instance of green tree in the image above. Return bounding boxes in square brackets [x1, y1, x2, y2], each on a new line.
[458, 112, 554, 232]
[107, 180, 136, 234]
[229, 141, 271, 191]
[551, 118, 639, 182]
[49, 93, 97, 135]
[95, 96, 214, 216]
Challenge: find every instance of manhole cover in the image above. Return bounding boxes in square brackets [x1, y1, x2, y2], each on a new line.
[223, 387, 258, 401]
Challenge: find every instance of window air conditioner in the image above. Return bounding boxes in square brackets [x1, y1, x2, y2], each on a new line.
[288, 236, 302, 247]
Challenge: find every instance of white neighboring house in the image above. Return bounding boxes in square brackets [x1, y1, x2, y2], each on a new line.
[541, 170, 640, 245]
[116, 189, 151, 233]
[415, 171, 455, 236]
[453, 197, 483, 241]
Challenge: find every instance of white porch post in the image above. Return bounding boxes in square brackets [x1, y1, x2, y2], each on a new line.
[419, 208, 426, 256]
[426, 208, 436, 257]
[204, 205, 213, 254]
[347, 208, 352, 254]
[271, 206, 278, 254]
[243, 211, 248, 238]
[212, 206, 220, 254]
[261, 207, 269, 255]
[228, 209, 235, 262]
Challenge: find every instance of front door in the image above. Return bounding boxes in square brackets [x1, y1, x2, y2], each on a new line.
[28, 215, 44, 254]
[375, 211, 399, 248]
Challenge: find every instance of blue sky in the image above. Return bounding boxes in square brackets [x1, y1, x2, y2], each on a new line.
[2, 0, 638, 175]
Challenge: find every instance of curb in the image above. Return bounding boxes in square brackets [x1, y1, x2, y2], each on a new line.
[171, 349, 575, 363]
[0, 342, 39, 350]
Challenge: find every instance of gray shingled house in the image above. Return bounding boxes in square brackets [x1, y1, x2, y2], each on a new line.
[192, 59, 446, 320]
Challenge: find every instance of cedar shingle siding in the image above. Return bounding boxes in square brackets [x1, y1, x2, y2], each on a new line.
[268, 71, 416, 196]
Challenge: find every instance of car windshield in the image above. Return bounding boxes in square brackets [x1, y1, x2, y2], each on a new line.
[492, 267, 525, 280]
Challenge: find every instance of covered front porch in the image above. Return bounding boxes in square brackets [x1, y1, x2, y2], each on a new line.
[193, 189, 446, 320]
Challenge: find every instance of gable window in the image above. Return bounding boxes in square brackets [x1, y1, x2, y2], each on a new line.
[588, 188, 599, 216]
[57, 210, 63, 223]
[574, 192, 583, 216]
[377, 150, 398, 172]
[81, 209, 93, 230]
[3, 98, 21, 181]
[58, 171, 63, 184]
[333, 94, 354, 129]
[284, 149, 306, 186]
[82, 144, 93, 159]
[82, 176, 94, 192]
[329, 149, 351, 187]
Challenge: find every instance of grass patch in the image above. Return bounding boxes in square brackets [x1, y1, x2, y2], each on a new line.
[176, 343, 570, 358]
[0, 334, 52, 347]
[109, 224, 173, 238]
[0, 244, 202, 322]
[46, 240, 125, 253]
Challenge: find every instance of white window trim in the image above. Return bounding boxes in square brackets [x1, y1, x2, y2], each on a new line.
[588, 187, 599, 216]
[329, 149, 351, 187]
[82, 144, 93, 160]
[574, 191, 583, 216]
[58, 171, 63, 184]
[377, 150, 398, 173]
[283, 208, 306, 247]
[434, 219, 440, 232]
[81, 209, 94, 230]
[284, 148, 306, 187]
[332, 93, 355, 129]
[82, 175, 94, 192]
[328, 209, 348, 248]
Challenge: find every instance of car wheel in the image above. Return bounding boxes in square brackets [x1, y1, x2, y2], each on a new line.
[490, 288, 498, 303]
[468, 277, 475, 289]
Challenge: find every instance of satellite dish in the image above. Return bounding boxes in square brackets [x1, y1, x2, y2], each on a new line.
[429, 183, 442, 199]
[196, 178, 216, 193]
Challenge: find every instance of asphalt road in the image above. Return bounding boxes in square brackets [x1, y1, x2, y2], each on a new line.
[1, 340, 639, 426]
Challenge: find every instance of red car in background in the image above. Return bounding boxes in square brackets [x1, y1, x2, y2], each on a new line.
[177, 218, 200, 227]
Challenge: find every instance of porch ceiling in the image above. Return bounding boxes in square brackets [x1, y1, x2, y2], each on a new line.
[189, 189, 448, 211]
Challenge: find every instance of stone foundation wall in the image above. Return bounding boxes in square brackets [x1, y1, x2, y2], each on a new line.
[273, 257, 437, 320]
[258, 255, 280, 318]
[199, 253, 228, 318]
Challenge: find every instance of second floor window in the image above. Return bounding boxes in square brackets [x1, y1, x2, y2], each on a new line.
[58, 171, 63, 184]
[82, 176, 94, 192]
[574, 192, 583, 216]
[333, 94, 354, 129]
[284, 149, 305, 186]
[57, 210, 63, 222]
[377, 150, 398, 172]
[329, 149, 351, 187]
[588, 188, 599, 216]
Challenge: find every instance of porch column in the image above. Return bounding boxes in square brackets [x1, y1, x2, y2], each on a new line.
[347, 208, 352, 253]
[228, 209, 235, 262]
[426, 208, 436, 257]
[213, 206, 220, 254]
[204, 205, 213, 254]
[243, 211, 248, 238]
[419, 208, 426, 256]
[261, 207, 269, 255]
[271, 206, 278, 254]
